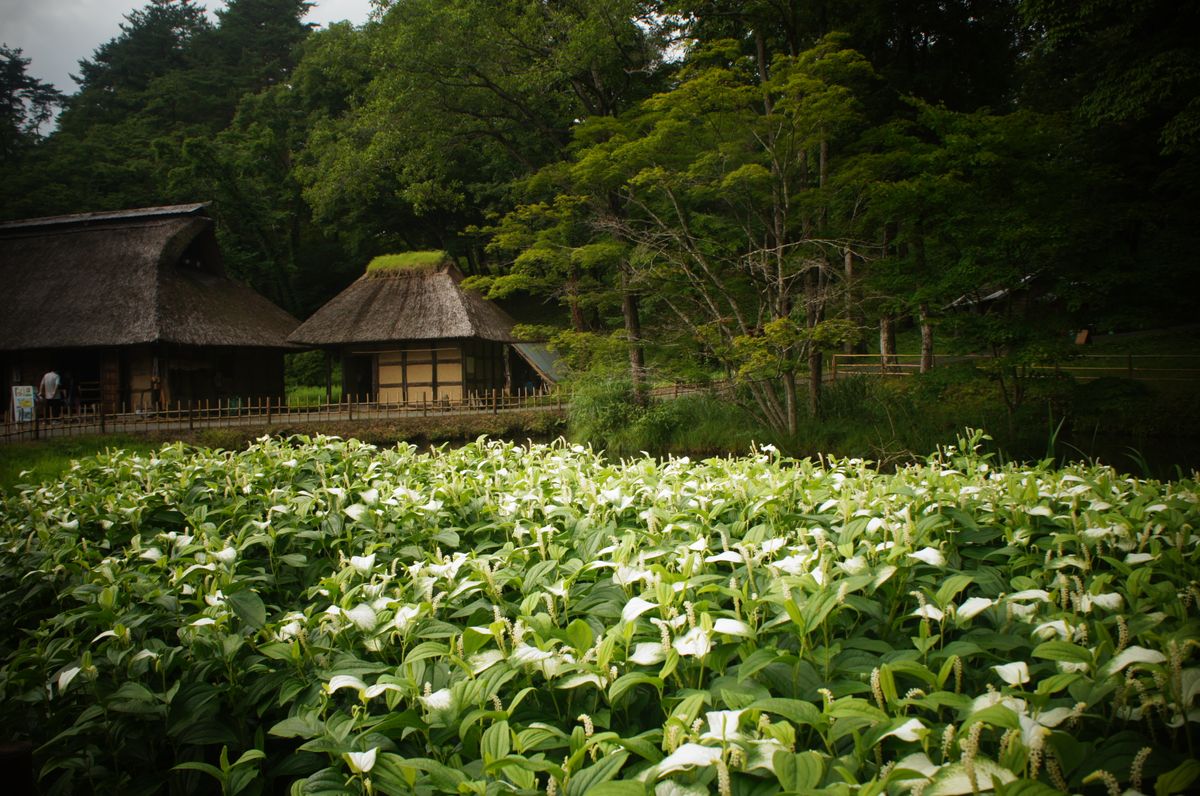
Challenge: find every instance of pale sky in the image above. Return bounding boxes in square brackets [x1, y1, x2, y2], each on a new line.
[1, 0, 375, 93]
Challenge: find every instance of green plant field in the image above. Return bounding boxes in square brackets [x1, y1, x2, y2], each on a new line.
[1, 433, 1198, 795]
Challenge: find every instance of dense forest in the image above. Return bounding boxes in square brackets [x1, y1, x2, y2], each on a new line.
[3, 0, 1198, 436]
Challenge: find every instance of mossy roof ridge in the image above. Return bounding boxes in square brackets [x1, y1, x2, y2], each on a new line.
[366, 250, 451, 276]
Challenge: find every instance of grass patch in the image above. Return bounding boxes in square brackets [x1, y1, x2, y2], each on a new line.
[0, 435, 159, 492]
[287, 385, 341, 406]
[365, 250, 449, 274]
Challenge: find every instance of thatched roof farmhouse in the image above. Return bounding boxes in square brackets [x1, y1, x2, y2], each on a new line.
[290, 252, 559, 403]
[0, 203, 299, 415]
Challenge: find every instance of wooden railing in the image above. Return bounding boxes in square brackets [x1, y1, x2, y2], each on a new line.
[1, 388, 564, 444]
[831, 353, 1200, 382]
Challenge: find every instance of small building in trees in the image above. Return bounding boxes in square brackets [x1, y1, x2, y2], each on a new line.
[0, 203, 299, 415]
[288, 252, 558, 403]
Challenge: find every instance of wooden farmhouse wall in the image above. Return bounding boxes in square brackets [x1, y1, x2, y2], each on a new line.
[350, 339, 509, 404]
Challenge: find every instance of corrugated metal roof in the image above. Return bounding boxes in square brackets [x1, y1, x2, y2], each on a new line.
[512, 343, 564, 384]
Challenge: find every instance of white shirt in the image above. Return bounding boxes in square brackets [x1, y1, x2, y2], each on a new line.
[39, 371, 60, 400]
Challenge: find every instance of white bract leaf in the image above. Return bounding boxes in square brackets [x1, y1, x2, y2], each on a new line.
[349, 554, 375, 573]
[993, 661, 1030, 686]
[1033, 620, 1071, 640]
[470, 650, 505, 674]
[1105, 646, 1167, 675]
[214, 546, 237, 565]
[1008, 589, 1051, 602]
[393, 605, 421, 631]
[344, 504, 368, 522]
[622, 597, 658, 623]
[705, 551, 743, 564]
[700, 709, 744, 741]
[656, 743, 722, 775]
[926, 758, 1015, 795]
[629, 642, 667, 666]
[673, 627, 712, 657]
[363, 682, 403, 700]
[912, 605, 944, 621]
[908, 547, 945, 567]
[57, 666, 81, 693]
[419, 688, 452, 711]
[744, 739, 785, 773]
[613, 565, 653, 587]
[838, 556, 868, 575]
[881, 718, 928, 743]
[956, 597, 993, 620]
[345, 603, 378, 631]
[327, 675, 367, 694]
[1080, 592, 1123, 612]
[894, 752, 939, 779]
[713, 618, 752, 637]
[344, 748, 377, 774]
[1019, 714, 1050, 750]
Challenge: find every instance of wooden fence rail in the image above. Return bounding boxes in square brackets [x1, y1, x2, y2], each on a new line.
[831, 353, 1200, 383]
[1, 387, 566, 444]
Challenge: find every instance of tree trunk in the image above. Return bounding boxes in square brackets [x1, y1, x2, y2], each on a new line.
[620, 269, 646, 405]
[566, 274, 586, 332]
[782, 371, 798, 436]
[880, 316, 896, 369]
[919, 304, 934, 373]
[808, 348, 822, 416]
[842, 247, 865, 354]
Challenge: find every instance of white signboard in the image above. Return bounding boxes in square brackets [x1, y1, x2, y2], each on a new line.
[11, 385, 35, 423]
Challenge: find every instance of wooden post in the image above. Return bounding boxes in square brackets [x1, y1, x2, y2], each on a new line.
[266, 396, 272, 424]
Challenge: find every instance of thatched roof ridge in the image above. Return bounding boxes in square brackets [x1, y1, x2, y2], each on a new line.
[289, 262, 518, 345]
[0, 203, 211, 232]
[0, 205, 299, 351]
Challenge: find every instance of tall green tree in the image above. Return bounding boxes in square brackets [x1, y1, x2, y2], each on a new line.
[559, 37, 877, 433]
[0, 46, 64, 166]
[297, 0, 665, 263]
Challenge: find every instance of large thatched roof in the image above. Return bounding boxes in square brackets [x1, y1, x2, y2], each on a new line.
[289, 260, 519, 346]
[0, 204, 299, 351]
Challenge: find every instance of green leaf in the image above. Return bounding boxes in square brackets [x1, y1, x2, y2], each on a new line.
[404, 641, 448, 665]
[1032, 641, 1092, 665]
[748, 698, 823, 727]
[935, 575, 974, 607]
[481, 720, 511, 765]
[737, 647, 781, 682]
[227, 589, 266, 630]
[566, 751, 629, 796]
[827, 698, 888, 722]
[608, 673, 663, 706]
[566, 618, 594, 652]
[774, 750, 824, 791]
[966, 704, 1021, 730]
[1156, 759, 1200, 796]
[995, 780, 1067, 796]
[584, 782, 647, 796]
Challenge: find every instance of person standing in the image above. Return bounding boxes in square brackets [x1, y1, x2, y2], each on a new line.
[39, 369, 61, 417]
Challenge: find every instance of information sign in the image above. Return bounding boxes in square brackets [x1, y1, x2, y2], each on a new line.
[11, 385, 34, 423]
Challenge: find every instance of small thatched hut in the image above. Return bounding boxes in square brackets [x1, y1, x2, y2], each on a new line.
[0, 203, 299, 415]
[289, 252, 559, 403]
